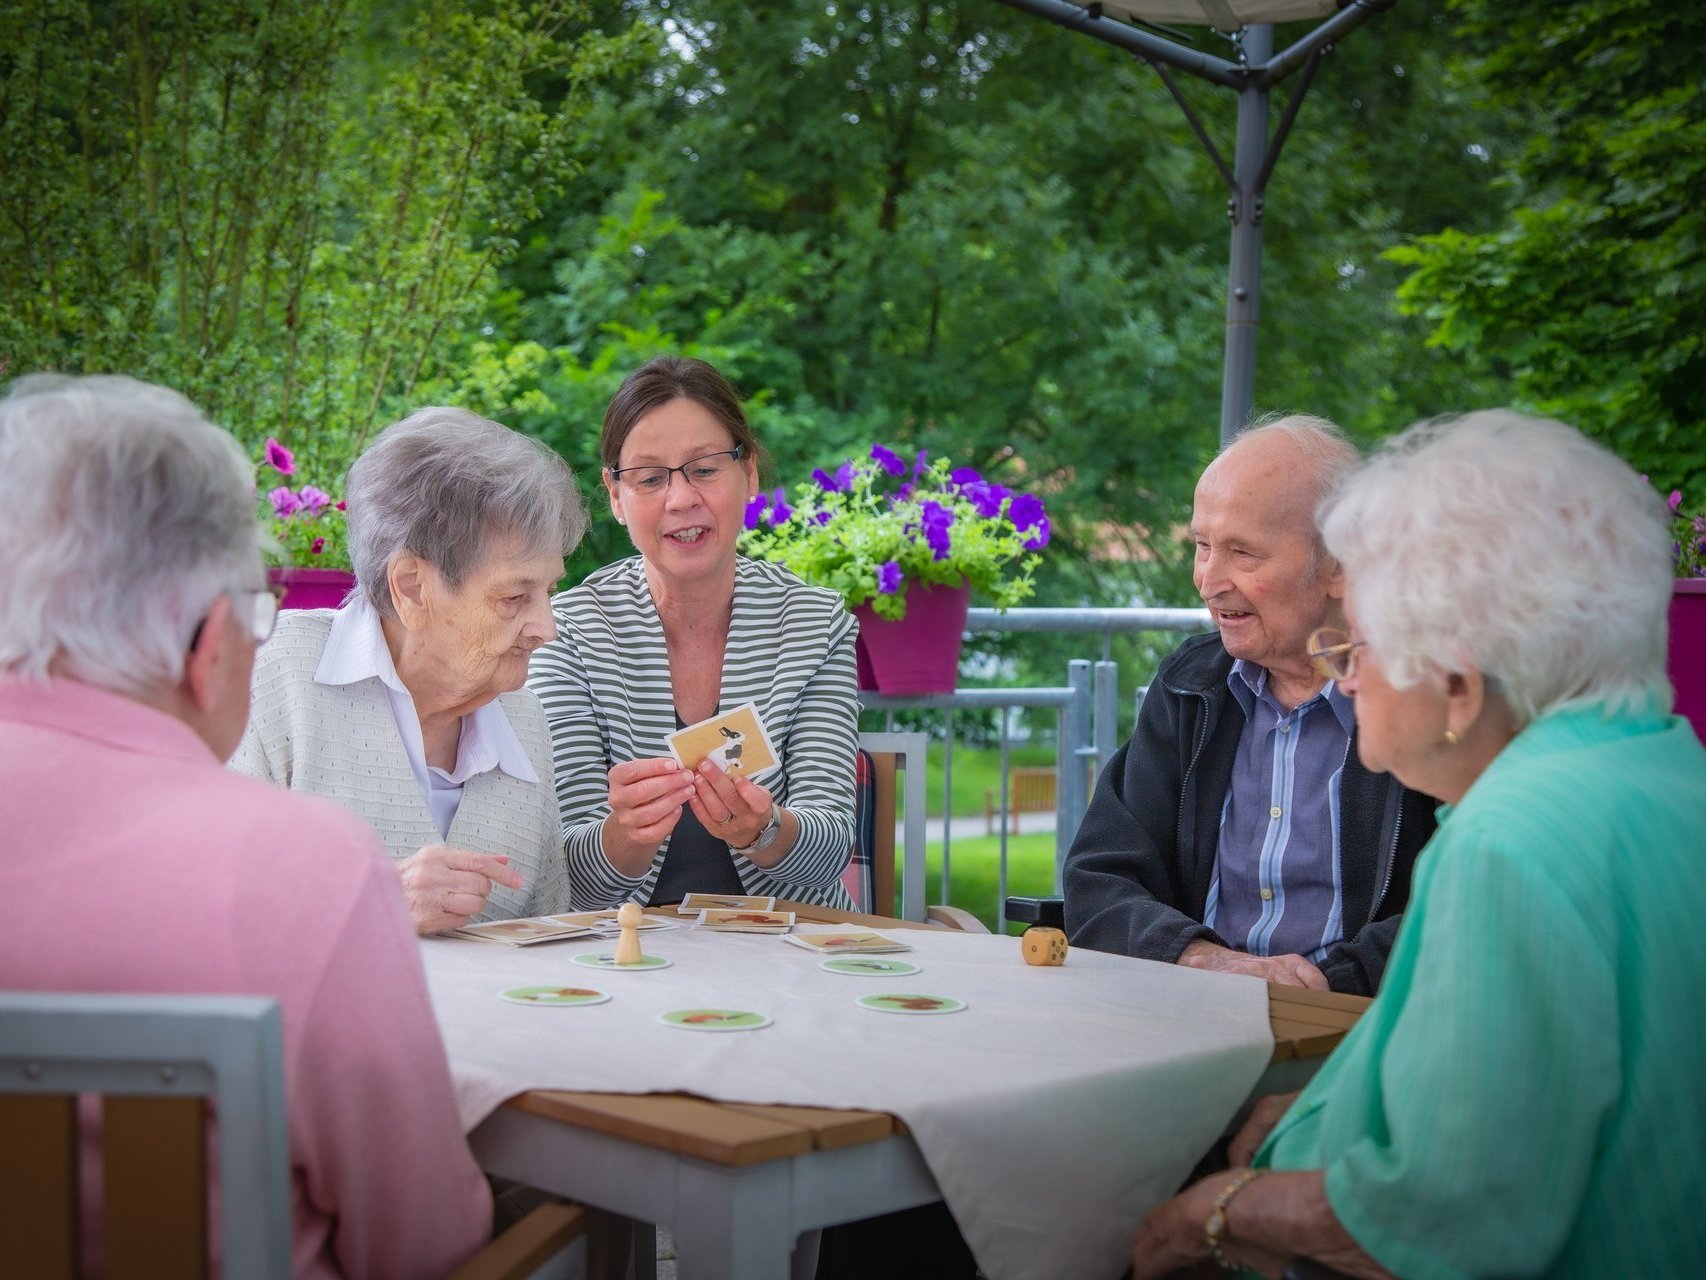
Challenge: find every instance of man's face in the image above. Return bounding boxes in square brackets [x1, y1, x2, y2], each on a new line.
[1189, 435, 1342, 678]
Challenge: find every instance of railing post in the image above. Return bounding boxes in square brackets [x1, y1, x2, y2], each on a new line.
[1093, 660, 1119, 777]
[1056, 660, 1093, 891]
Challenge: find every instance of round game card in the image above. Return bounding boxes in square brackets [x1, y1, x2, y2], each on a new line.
[658, 1008, 772, 1032]
[572, 952, 673, 971]
[819, 957, 922, 977]
[855, 993, 966, 1015]
[499, 985, 611, 1007]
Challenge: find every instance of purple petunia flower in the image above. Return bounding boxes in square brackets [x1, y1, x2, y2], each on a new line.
[264, 437, 295, 477]
[871, 445, 907, 477]
[1669, 490, 1683, 513]
[950, 467, 983, 486]
[912, 449, 930, 480]
[770, 487, 793, 523]
[744, 493, 769, 530]
[311, 536, 326, 555]
[1022, 515, 1051, 550]
[961, 480, 1011, 520]
[920, 500, 954, 561]
[1008, 492, 1046, 533]
[876, 561, 903, 595]
[812, 467, 844, 493]
[812, 510, 833, 526]
[268, 486, 301, 518]
[296, 485, 332, 516]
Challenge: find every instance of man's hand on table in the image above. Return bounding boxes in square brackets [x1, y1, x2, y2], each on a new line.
[397, 845, 526, 934]
[1179, 939, 1329, 989]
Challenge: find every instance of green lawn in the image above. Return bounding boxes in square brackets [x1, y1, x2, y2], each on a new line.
[917, 832, 1059, 934]
[919, 743, 1057, 818]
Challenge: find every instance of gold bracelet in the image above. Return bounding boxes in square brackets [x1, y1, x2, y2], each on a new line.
[1204, 1168, 1267, 1271]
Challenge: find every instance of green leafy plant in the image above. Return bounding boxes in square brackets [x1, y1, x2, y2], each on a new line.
[1669, 488, 1706, 580]
[740, 445, 1049, 620]
[258, 438, 350, 572]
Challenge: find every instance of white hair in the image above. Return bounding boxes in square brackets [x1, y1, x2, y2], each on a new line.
[346, 407, 588, 616]
[0, 374, 262, 696]
[1230, 412, 1362, 559]
[1319, 409, 1674, 726]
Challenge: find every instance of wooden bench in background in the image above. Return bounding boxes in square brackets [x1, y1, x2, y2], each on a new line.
[984, 765, 1057, 835]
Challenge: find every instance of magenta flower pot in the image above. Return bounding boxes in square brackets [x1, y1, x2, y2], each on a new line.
[1671, 579, 1706, 744]
[852, 580, 971, 695]
[267, 566, 356, 611]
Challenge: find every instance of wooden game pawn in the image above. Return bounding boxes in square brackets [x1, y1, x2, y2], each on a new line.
[613, 901, 644, 965]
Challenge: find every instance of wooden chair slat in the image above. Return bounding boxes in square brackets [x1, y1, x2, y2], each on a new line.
[104, 1095, 207, 1278]
[0, 1093, 79, 1277]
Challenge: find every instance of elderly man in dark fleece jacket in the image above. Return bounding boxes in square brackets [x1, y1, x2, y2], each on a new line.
[1065, 417, 1435, 995]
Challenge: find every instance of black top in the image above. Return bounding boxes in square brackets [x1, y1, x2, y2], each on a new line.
[647, 714, 747, 905]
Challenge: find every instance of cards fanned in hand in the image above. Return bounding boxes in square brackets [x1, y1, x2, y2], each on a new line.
[677, 893, 777, 916]
[667, 702, 778, 780]
[696, 908, 796, 934]
[453, 915, 602, 947]
[781, 930, 913, 955]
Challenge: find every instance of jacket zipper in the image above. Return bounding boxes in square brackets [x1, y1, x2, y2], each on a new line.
[1371, 800, 1401, 917]
[1174, 686, 1213, 858]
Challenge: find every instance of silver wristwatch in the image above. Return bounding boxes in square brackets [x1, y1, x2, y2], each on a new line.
[730, 803, 782, 856]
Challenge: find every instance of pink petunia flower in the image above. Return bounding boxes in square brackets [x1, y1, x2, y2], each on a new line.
[264, 438, 295, 477]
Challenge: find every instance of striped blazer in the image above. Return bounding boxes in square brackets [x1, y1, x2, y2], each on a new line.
[528, 555, 859, 910]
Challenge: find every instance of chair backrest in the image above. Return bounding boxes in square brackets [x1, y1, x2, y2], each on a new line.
[850, 731, 929, 921]
[0, 991, 292, 1279]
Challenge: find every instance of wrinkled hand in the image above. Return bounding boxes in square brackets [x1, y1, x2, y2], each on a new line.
[1179, 940, 1329, 990]
[604, 757, 696, 856]
[1131, 1173, 1239, 1280]
[396, 845, 526, 935]
[688, 760, 773, 850]
[1229, 1092, 1300, 1168]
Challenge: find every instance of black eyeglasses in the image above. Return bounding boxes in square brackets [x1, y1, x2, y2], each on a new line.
[606, 446, 746, 497]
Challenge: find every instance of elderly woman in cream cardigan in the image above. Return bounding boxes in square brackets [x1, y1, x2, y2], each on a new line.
[232, 408, 587, 934]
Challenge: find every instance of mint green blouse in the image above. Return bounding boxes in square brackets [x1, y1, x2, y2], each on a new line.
[1258, 702, 1706, 1279]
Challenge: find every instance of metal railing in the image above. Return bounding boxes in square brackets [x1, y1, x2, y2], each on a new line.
[858, 604, 1212, 928]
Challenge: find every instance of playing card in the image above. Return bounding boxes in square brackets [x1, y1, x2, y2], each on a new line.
[666, 702, 778, 779]
[677, 892, 777, 915]
[695, 908, 795, 933]
[781, 931, 912, 954]
[453, 915, 602, 946]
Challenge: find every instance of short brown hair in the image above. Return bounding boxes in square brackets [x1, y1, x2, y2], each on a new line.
[600, 356, 763, 471]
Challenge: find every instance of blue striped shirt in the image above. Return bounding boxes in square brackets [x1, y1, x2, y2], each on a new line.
[1204, 660, 1353, 961]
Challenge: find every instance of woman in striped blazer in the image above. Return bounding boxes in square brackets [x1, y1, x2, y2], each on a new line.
[528, 356, 858, 910]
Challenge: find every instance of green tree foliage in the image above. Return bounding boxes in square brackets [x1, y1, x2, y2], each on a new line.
[0, 0, 648, 475]
[1386, 0, 1706, 498]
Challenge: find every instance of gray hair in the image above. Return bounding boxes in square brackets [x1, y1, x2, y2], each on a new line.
[1319, 409, 1674, 726]
[1230, 412, 1362, 541]
[0, 374, 262, 696]
[346, 407, 588, 615]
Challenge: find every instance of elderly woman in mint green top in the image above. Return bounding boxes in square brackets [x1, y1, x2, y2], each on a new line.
[232, 408, 588, 935]
[1131, 411, 1706, 1280]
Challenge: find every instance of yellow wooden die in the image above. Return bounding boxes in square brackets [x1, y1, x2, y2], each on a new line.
[1021, 925, 1068, 966]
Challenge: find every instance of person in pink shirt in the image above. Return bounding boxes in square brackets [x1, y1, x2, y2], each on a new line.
[0, 373, 492, 1278]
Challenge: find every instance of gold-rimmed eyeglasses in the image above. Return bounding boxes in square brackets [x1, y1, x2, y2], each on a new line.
[1307, 627, 1365, 682]
[189, 585, 286, 652]
[607, 446, 746, 497]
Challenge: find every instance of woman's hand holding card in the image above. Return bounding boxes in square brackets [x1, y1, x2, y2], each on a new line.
[689, 762, 773, 850]
[602, 757, 696, 872]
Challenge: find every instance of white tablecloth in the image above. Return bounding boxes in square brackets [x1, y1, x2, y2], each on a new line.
[420, 923, 1271, 1280]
